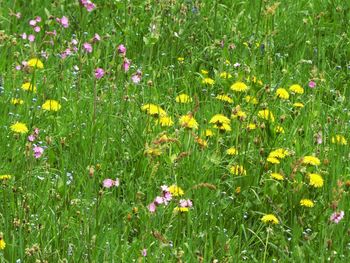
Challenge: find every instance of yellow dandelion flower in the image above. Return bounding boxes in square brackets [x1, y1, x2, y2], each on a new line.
[209, 114, 231, 126]
[177, 57, 184, 63]
[201, 69, 209, 75]
[196, 137, 208, 148]
[231, 110, 247, 120]
[261, 214, 279, 224]
[226, 147, 238, 155]
[156, 116, 174, 127]
[231, 81, 248, 92]
[11, 98, 24, 105]
[289, 84, 304, 94]
[276, 88, 289, 100]
[27, 58, 44, 69]
[216, 94, 233, 104]
[168, 185, 184, 197]
[293, 102, 304, 108]
[245, 95, 259, 105]
[247, 123, 257, 130]
[268, 148, 289, 159]
[300, 199, 314, 208]
[0, 175, 12, 180]
[202, 77, 215, 85]
[205, 129, 214, 138]
[267, 157, 280, 164]
[10, 122, 28, 134]
[0, 233, 5, 250]
[332, 135, 347, 145]
[141, 104, 167, 117]
[230, 165, 246, 176]
[176, 93, 192, 103]
[174, 207, 189, 213]
[275, 126, 285, 134]
[219, 71, 232, 79]
[258, 109, 275, 122]
[302, 156, 321, 166]
[144, 147, 162, 157]
[179, 114, 199, 129]
[21, 82, 36, 92]
[271, 173, 284, 181]
[309, 173, 324, 188]
[42, 100, 61, 112]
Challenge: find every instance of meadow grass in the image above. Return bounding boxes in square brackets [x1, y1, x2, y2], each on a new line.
[0, 0, 350, 262]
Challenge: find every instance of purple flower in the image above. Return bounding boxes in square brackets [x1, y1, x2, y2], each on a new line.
[117, 44, 126, 56]
[83, 42, 92, 53]
[308, 81, 316, 88]
[33, 146, 44, 159]
[123, 58, 131, 72]
[330, 211, 344, 224]
[95, 68, 105, 79]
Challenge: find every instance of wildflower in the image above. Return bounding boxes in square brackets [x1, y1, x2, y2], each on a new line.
[179, 199, 193, 208]
[308, 81, 316, 88]
[95, 68, 105, 79]
[271, 173, 284, 181]
[174, 207, 189, 212]
[103, 178, 120, 188]
[141, 104, 167, 117]
[289, 84, 304, 94]
[177, 57, 184, 63]
[235, 187, 241, 194]
[230, 165, 246, 176]
[331, 135, 347, 145]
[268, 148, 289, 159]
[261, 214, 279, 224]
[230, 81, 248, 92]
[42, 100, 61, 112]
[27, 58, 44, 69]
[293, 102, 304, 108]
[0, 175, 11, 180]
[21, 82, 36, 92]
[309, 173, 324, 188]
[300, 199, 314, 208]
[144, 147, 162, 157]
[226, 147, 237, 155]
[141, 249, 147, 257]
[219, 71, 232, 79]
[216, 94, 233, 103]
[258, 109, 275, 122]
[330, 211, 344, 224]
[10, 122, 28, 134]
[156, 116, 174, 127]
[267, 157, 280, 164]
[123, 58, 131, 72]
[83, 42, 93, 53]
[11, 98, 24, 105]
[245, 95, 258, 105]
[302, 156, 321, 166]
[205, 129, 214, 138]
[168, 185, 184, 197]
[81, 0, 96, 12]
[131, 70, 142, 84]
[202, 78, 215, 85]
[117, 44, 126, 56]
[231, 108, 247, 120]
[28, 34, 35, 42]
[275, 88, 289, 100]
[0, 233, 5, 250]
[148, 202, 156, 213]
[176, 94, 192, 103]
[179, 114, 199, 129]
[57, 16, 69, 28]
[247, 123, 257, 130]
[196, 137, 207, 148]
[275, 126, 285, 134]
[201, 69, 208, 75]
[33, 146, 44, 158]
[93, 33, 101, 42]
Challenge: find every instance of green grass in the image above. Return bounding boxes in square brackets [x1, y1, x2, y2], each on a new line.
[0, 0, 350, 262]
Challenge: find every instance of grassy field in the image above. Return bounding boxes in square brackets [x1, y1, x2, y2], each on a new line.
[0, 0, 350, 262]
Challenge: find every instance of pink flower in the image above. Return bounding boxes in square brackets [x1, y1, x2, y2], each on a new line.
[154, 196, 164, 205]
[93, 33, 101, 42]
[15, 65, 21, 70]
[123, 58, 131, 72]
[28, 34, 35, 42]
[34, 26, 41, 33]
[83, 42, 93, 53]
[117, 44, 126, 56]
[308, 80, 316, 88]
[330, 211, 344, 224]
[29, 19, 37, 26]
[61, 48, 72, 59]
[131, 70, 142, 84]
[81, 0, 96, 12]
[141, 249, 147, 257]
[148, 202, 156, 213]
[72, 39, 78, 45]
[35, 16, 42, 22]
[95, 68, 105, 79]
[33, 146, 44, 159]
[179, 199, 193, 208]
[57, 16, 69, 28]
[28, 135, 36, 142]
[102, 178, 119, 188]
[21, 33, 27, 39]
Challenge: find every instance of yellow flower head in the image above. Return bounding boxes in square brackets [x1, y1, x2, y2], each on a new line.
[196, 137, 208, 148]
[276, 88, 289, 100]
[216, 94, 233, 104]
[231, 109, 247, 120]
[179, 114, 199, 129]
[168, 185, 184, 197]
[267, 157, 280, 164]
[309, 173, 324, 188]
[247, 123, 257, 130]
[205, 129, 214, 138]
[0, 175, 12, 180]
[300, 199, 314, 208]
[42, 100, 61, 112]
[258, 109, 275, 122]
[176, 93, 192, 104]
[202, 77, 215, 85]
[10, 122, 28, 134]
[302, 156, 321, 166]
[289, 84, 304, 94]
[27, 58, 44, 69]
[226, 147, 238, 156]
[156, 116, 174, 127]
[11, 98, 24, 105]
[231, 81, 248, 92]
[144, 147, 162, 157]
[271, 173, 284, 181]
[177, 57, 184, 63]
[219, 71, 232, 79]
[268, 148, 289, 159]
[245, 95, 258, 105]
[21, 82, 37, 92]
[141, 104, 167, 117]
[261, 214, 279, 224]
[201, 69, 209, 75]
[332, 135, 347, 145]
[293, 102, 304, 108]
[0, 233, 5, 250]
[209, 114, 231, 126]
[275, 126, 285, 134]
[174, 207, 189, 213]
[230, 165, 246, 176]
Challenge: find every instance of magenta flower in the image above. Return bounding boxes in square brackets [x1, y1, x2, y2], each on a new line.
[102, 178, 119, 188]
[148, 202, 156, 213]
[57, 16, 69, 28]
[93, 33, 101, 42]
[28, 34, 35, 42]
[29, 19, 37, 26]
[95, 68, 105, 79]
[81, 0, 96, 12]
[117, 44, 126, 56]
[28, 135, 36, 142]
[33, 146, 44, 159]
[123, 58, 131, 72]
[131, 70, 142, 84]
[141, 249, 147, 257]
[34, 26, 41, 32]
[179, 199, 193, 208]
[308, 80, 316, 88]
[83, 42, 93, 53]
[35, 16, 42, 22]
[330, 211, 344, 224]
